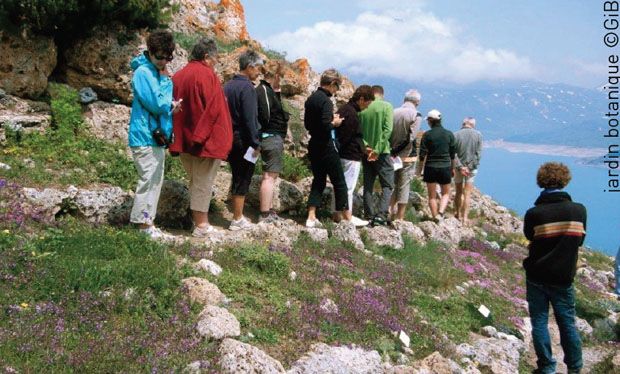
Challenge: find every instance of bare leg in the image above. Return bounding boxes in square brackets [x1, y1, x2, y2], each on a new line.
[396, 203, 407, 221]
[192, 210, 209, 227]
[439, 183, 451, 215]
[231, 195, 245, 221]
[462, 182, 473, 226]
[259, 172, 278, 213]
[454, 182, 463, 220]
[427, 182, 438, 218]
[307, 206, 317, 221]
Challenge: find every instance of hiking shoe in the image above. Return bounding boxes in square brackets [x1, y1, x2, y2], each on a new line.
[305, 218, 323, 228]
[192, 224, 216, 238]
[229, 216, 253, 231]
[140, 226, 174, 241]
[258, 211, 283, 224]
[370, 215, 388, 227]
[351, 215, 369, 227]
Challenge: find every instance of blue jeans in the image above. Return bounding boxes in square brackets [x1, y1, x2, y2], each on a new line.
[526, 280, 582, 373]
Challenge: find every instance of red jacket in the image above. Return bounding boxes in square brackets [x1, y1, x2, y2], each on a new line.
[171, 61, 233, 159]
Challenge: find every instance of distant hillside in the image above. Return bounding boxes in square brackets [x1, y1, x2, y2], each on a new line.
[349, 76, 605, 148]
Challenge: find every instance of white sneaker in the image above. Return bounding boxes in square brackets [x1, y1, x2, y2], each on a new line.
[140, 226, 174, 241]
[192, 224, 216, 238]
[305, 218, 323, 228]
[229, 216, 253, 231]
[351, 215, 369, 227]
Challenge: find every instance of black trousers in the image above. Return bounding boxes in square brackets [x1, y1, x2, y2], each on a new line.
[307, 143, 349, 211]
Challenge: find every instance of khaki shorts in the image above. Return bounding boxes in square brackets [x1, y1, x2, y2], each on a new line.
[454, 168, 478, 184]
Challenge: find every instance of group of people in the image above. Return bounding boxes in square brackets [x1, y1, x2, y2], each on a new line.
[126, 30, 484, 239]
[125, 30, 602, 374]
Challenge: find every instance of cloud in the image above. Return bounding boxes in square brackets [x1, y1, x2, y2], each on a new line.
[262, 7, 535, 84]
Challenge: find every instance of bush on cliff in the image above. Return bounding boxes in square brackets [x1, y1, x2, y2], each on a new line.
[0, 0, 168, 45]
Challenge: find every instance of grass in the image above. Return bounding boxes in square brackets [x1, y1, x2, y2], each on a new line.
[0, 219, 215, 372]
[254, 153, 312, 182]
[0, 83, 186, 190]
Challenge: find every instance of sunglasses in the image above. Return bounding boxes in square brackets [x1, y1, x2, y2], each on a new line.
[152, 52, 173, 62]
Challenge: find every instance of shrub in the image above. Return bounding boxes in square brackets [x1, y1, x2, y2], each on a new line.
[0, 0, 168, 45]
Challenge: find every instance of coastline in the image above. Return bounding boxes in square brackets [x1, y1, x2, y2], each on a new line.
[483, 140, 607, 158]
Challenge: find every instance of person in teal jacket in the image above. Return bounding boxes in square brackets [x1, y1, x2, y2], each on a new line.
[128, 30, 179, 240]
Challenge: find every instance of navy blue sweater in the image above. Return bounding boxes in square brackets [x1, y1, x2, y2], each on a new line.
[224, 75, 260, 148]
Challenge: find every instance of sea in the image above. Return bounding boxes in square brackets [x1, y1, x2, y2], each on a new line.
[475, 146, 619, 257]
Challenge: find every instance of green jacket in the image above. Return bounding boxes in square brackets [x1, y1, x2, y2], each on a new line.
[359, 99, 393, 155]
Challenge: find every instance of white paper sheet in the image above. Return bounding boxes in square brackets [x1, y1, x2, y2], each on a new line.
[244, 147, 258, 164]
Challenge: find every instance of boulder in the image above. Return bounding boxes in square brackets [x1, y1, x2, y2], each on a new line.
[63, 25, 145, 104]
[391, 220, 425, 242]
[456, 336, 524, 374]
[0, 95, 51, 144]
[218, 338, 285, 374]
[182, 277, 224, 305]
[332, 221, 364, 250]
[417, 218, 475, 246]
[409, 351, 463, 374]
[155, 180, 192, 229]
[0, 31, 57, 98]
[246, 175, 305, 213]
[301, 227, 329, 243]
[196, 305, 240, 339]
[73, 186, 131, 223]
[287, 343, 383, 374]
[78, 87, 98, 104]
[83, 101, 131, 144]
[194, 259, 223, 276]
[361, 226, 404, 249]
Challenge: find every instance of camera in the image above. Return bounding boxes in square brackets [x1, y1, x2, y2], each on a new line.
[152, 128, 172, 148]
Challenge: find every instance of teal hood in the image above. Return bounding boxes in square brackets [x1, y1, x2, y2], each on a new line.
[127, 52, 173, 147]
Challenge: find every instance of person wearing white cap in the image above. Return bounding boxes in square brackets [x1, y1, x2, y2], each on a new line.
[416, 109, 456, 221]
[453, 117, 482, 226]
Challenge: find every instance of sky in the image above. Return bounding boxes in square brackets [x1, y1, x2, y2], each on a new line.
[244, 0, 608, 89]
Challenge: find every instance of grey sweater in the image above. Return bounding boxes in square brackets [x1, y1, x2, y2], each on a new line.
[454, 127, 482, 170]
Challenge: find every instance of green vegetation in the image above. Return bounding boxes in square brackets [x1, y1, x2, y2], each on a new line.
[255, 153, 311, 182]
[0, 1, 167, 46]
[0, 83, 185, 189]
[0, 219, 214, 372]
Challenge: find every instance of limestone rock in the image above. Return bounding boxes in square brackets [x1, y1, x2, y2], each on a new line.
[0, 31, 57, 98]
[246, 175, 305, 213]
[63, 25, 145, 104]
[169, 0, 250, 42]
[392, 220, 425, 242]
[575, 317, 593, 336]
[73, 186, 131, 223]
[83, 101, 131, 144]
[196, 305, 240, 339]
[194, 259, 223, 276]
[0, 95, 51, 143]
[417, 218, 475, 246]
[218, 338, 285, 374]
[456, 336, 524, 374]
[319, 298, 339, 315]
[410, 351, 463, 374]
[362, 226, 404, 249]
[301, 227, 329, 243]
[155, 180, 192, 229]
[480, 325, 498, 338]
[287, 343, 382, 374]
[332, 221, 364, 250]
[182, 277, 224, 305]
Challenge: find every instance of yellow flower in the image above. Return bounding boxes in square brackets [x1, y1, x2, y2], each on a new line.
[20, 303, 29, 308]
[31, 251, 36, 256]
[2, 229, 9, 234]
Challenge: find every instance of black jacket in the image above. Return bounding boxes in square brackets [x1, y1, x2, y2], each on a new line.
[336, 100, 365, 161]
[256, 80, 289, 137]
[304, 87, 335, 150]
[523, 191, 587, 286]
[224, 75, 260, 148]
